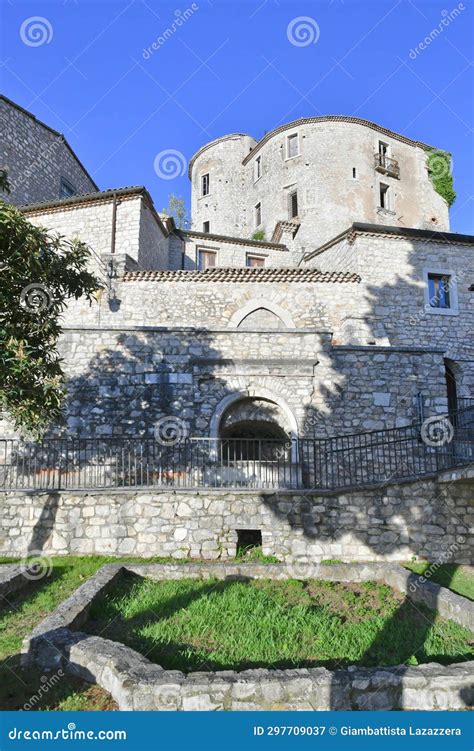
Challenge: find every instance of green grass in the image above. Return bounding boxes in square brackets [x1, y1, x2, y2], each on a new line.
[0, 556, 123, 710]
[0, 555, 198, 710]
[84, 575, 473, 673]
[404, 564, 474, 601]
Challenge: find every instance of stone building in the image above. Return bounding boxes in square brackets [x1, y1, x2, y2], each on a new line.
[1, 100, 473, 563]
[0, 95, 97, 206]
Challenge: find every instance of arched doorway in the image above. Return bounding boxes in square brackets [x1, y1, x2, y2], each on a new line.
[210, 392, 300, 487]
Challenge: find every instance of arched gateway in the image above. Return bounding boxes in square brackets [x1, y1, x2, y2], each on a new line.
[209, 391, 300, 487]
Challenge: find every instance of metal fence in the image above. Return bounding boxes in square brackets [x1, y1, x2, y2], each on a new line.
[0, 405, 473, 492]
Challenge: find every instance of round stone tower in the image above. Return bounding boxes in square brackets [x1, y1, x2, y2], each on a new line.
[189, 117, 450, 252]
[189, 133, 256, 237]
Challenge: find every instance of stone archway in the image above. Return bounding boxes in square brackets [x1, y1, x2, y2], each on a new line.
[229, 299, 295, 329]
[210, 390, 299, 469]
[210, 389, 298, 440]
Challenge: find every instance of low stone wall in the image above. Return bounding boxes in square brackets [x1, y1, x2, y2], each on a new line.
[22, 563, 474, 711]
[0, 563, 37, 599]
[1, 476, 472, 563]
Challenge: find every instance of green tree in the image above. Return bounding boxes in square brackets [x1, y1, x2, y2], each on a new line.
[162, 194, 190, 229]
[0, 191, 103, 436]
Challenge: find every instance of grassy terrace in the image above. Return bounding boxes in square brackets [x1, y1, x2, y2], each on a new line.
[404, 563, 474, 601]
[0, 556, 472, 710]
[84, 575, 474, 673]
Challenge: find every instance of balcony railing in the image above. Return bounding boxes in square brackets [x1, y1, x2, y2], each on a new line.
[374, 153, 400, 178]
[0, 405, 472, 492]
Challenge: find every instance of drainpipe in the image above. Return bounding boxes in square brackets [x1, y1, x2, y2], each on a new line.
[110, 191, 117, 254]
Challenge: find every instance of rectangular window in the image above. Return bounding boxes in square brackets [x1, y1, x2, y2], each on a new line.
[352, 167, 357, 178]
[378, 141, 389, 168]
[202, 221, 210, 233]
[428, 273, 451, 308]
[254, 156, 262, 181]
[246, 254, 265, 268]
[379, 183, 389, 209]
[59, 177, 76, 198]
[198, 249, 216, 270]
[255, 202, 262, 227]
[287, 133, 299, 159]
[288, 190, 298, 219]
[201, 173, 210, 196]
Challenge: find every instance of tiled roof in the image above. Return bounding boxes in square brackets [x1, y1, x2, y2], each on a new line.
[20, 186, 146, 213]
[304, 222, 474, 261]
[122, 268, 360, 283]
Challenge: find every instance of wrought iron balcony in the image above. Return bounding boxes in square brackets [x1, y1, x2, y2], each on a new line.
[374, 153, 400, 178]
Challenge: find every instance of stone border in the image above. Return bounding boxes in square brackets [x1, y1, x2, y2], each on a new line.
[22, 562, 474, 711]
[0, 563, 39, 599]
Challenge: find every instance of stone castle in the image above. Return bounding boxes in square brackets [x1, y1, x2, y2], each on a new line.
[1, 94, 472, 564]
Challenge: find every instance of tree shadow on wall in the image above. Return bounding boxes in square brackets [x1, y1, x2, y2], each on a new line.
[6, 234, 473, 708]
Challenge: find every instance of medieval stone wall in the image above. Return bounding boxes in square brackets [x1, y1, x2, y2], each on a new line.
[190, 119, 450, 251]
[0, 97, 97, 206]
[190, 134, 256, 237]
[1, 477, 471, 562]
[307, 232, 474, 391]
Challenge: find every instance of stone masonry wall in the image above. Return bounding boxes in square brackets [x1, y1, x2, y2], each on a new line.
[52, 327, 445, 438]
[24, 194, 170, 274]
[191, 120, 449, 251]
[1, 477, 472, 562]
[0, 97, 96, 206]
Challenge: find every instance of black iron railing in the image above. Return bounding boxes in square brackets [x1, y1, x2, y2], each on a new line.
[0, 405, 473, 492]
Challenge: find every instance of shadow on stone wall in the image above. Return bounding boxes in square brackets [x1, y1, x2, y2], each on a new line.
[4, 236, 473, 709]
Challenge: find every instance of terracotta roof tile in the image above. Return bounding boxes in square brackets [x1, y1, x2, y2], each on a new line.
[122, 268, 360, 283]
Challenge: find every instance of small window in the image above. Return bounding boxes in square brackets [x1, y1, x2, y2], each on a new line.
[379, 183, 389, 209]
[378, 141, 389, 168]
[255, 202, 262, 227]
[198, 249, 216, 270]
[352, 167, 357, 178]
[246, 254, 265, 268]
[201, 173, 210, 196]
[202, 221, 210, 233]
[428, 273, 451, 309]
[254, 155, 262, 181]
[288, 190, 298, 219]
[287, 133, 299, 159]
[59, 177, 76, 198]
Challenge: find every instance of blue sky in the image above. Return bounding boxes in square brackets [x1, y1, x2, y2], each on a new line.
[1, 0, 473, 232]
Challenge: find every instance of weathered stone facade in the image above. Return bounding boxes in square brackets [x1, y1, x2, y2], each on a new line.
[2, 476, 472, 563]
[1, 107, 473, 570]
[190, 118, 450, 251]
[0, 95, 97, 206]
